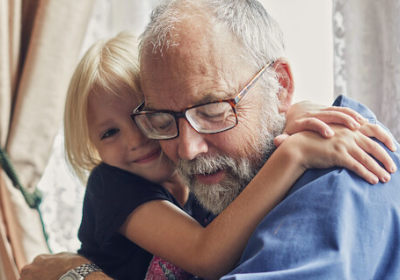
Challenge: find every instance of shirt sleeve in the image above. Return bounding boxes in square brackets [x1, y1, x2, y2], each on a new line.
[79, 163, 177, 246]
[223, 166, 400, 279]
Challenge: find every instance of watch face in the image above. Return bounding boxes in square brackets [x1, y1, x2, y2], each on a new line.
[59, 270, 83, 280]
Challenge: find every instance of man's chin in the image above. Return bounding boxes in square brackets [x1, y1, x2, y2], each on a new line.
[190, 176, 244, 215]
[177, 152, 265, 214]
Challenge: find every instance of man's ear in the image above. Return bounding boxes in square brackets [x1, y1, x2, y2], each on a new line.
[273, 58, 294, 113]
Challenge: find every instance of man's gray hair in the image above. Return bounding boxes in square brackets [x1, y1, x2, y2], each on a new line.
[139, 0, 285, 70]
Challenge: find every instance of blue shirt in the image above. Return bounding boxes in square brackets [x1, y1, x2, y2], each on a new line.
[223, 96, 400, 280]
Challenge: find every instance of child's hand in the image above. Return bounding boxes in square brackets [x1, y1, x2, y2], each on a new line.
[276, 122, 397, 152]
[280, 125, 397, 185]
[285, 101, 367, 138]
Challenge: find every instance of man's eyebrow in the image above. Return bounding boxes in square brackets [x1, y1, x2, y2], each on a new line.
[199, 92, 228, 103]
[143, 92, 231, 111]
[142, 102, 157, 111]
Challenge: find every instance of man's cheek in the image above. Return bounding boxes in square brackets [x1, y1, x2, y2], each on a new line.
[213, 129, 248, 157]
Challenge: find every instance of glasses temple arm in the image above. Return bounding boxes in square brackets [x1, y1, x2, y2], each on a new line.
[233, 61, 274, 104]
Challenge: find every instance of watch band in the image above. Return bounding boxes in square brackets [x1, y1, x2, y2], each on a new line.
[74, 263, 102, 278]
[59, 263, 102, 280]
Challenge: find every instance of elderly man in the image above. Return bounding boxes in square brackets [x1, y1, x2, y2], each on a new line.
[133, 0, 400, 279]
[136, 0, 291, 216]
[20, 0, 400, 279]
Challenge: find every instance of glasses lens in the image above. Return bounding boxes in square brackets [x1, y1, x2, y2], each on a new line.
[134, 112, 177, 140]
[186, 102, 237, 133]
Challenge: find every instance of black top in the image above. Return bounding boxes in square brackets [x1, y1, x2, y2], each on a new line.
[77, 163, 212, 280]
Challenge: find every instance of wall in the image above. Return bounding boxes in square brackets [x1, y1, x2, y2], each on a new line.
[261, 0, 334, 104]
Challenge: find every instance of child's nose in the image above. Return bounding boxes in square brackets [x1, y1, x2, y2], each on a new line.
[127, 123, 148, 150]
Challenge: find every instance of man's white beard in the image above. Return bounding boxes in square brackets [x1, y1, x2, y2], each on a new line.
[178, 154, 256, 214]
[177, 108, 285, 214]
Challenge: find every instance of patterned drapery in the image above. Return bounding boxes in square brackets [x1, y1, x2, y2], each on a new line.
[0, 0, 94, 278]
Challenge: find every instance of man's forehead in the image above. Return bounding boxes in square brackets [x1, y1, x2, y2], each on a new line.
[140, 23, 251, 111]
[141, 60, 238, 111]
[141, 57, 255, 112]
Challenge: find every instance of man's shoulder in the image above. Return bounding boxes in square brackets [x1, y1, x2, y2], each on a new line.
[333, 95, 377, 122]
[226, 165, 400, 279]
[264, 95, 400, 244]
[225, 95, 400, 278]
[289, 117, 400, 213]
[290, 163, 400, 211]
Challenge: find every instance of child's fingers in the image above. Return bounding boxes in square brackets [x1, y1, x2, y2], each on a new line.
[308, 111, 361, 130]
[321, 106, 367, 124]
[356, 134, 397, 173]
[286, 118, 334, 138]
[340, 153, 379, 184]
[274, 133, 289, 147]
[359, 123, 397, 152]
[349, 144, 391, 183]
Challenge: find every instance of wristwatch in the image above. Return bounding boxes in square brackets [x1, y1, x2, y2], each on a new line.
[59, 263, 102, 280]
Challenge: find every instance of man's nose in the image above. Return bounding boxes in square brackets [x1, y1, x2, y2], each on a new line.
[177, 118, 208, 160]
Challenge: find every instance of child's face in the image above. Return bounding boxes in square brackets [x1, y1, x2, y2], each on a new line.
[87, 88, 175, 183]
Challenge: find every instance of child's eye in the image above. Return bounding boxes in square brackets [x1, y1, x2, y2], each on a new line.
[100, 128, 120, 140]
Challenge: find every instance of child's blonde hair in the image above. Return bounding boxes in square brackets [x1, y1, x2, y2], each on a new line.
[64, 31, 141, 182]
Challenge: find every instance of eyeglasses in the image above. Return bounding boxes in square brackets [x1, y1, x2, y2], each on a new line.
[131, 61, 274, 140]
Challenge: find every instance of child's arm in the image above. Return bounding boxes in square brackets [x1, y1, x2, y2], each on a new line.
[120, 125, 396, 279]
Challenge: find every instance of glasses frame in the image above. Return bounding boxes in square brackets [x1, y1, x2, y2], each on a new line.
[131, 61, 274, 140]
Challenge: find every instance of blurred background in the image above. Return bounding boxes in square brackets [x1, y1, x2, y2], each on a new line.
[1, 0, 399, 279]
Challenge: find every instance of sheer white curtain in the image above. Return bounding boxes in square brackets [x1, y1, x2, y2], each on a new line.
[333, 0, 400, 141]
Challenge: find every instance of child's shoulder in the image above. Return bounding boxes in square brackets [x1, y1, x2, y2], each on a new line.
[87, 162, 158, 191]
[84, 163, 178, 209]
[90, 162, 142, 179]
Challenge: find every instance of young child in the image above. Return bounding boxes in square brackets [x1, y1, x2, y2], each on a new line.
[63, 32, 396, 280]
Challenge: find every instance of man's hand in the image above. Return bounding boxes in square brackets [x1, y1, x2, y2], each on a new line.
[20, 252, 91, 280]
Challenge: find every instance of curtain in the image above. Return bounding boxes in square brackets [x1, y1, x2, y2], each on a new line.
[0, 0, 94, 278]
[333, 0, 400, 141]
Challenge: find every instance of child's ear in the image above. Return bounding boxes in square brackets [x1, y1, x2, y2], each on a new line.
[272, 58, 294, 113]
